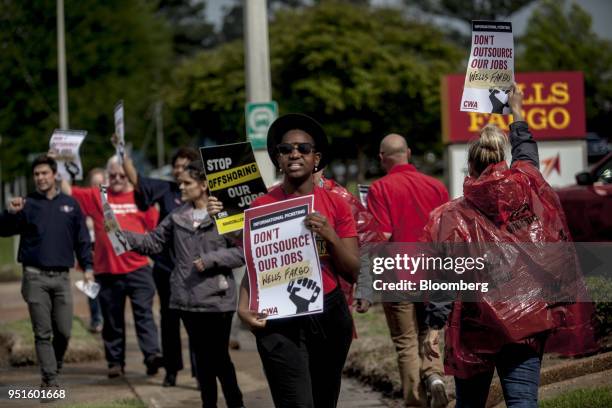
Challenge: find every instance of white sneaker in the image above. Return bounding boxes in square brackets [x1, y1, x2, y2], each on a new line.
[427, 374, 449, 408]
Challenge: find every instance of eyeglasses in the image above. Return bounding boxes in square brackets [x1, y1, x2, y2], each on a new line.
[109, 173, 126, 180]
[276, 143, 316, 155]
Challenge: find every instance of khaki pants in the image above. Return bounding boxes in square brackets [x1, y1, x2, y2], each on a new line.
[383, 302, 444, 407]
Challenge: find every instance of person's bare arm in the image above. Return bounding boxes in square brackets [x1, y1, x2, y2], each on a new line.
[237, 275, 267, 330]
[123, 155, 139, 190]
[47, 149, 72, 194]
[111, 134, 139, 189]
[305, 213, 360, 283]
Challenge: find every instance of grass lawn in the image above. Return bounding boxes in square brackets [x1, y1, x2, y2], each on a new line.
[0, 316, 96, 348]
[63, 398, 145, 408]
[540, 386, 612, 408]
[0, 237, 15, 264]
[0, 316, 103, 365]
[353, 304, 390, 337]
[0, 237, 20, 282]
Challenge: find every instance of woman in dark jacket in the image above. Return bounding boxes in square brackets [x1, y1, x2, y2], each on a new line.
[421, 84, 595, 408]
[124, 161, 244, 408]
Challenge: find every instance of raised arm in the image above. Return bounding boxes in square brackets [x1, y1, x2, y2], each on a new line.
[508, 83, 539, 168]
[199, 236, 245, 272]
[123, 156, 140, 191]
[0, 198, 27, 236]
[124, 214, 173, 256]
[111, 134, 139, 189]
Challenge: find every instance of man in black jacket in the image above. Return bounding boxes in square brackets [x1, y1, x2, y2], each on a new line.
[0, 155, 93, 389]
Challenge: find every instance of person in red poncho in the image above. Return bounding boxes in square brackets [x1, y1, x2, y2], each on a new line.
[421, 84, 597, 408]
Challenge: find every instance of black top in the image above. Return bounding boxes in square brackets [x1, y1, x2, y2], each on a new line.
[0, 191, 93, 271]
[136, 174, 182, 272]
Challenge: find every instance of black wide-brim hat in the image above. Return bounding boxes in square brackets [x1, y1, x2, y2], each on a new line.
[266, 113, 329, 169]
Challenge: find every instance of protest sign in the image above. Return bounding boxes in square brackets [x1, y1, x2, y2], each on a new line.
[460, 21, 514, 114]
[114, 101, 125, 164]
[357, 184, 370, 208]
[49, 129, 87, 180]
[244, 195, 323, 319]
[99, 185, 131, 255]
[200, 142, 267, 234]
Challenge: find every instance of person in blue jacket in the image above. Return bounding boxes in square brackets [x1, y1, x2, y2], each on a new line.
[0, 154, 93, 391]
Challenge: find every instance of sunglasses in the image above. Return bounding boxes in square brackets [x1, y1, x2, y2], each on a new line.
[276, 143, 316, 155]
[109, 173, 126, 180]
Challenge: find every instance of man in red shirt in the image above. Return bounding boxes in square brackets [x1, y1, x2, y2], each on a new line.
[367, 134, 449, 408]
[61, 156, 162, 379]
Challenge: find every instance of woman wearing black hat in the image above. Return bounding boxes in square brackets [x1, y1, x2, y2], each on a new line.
[208, 113, 360, 407]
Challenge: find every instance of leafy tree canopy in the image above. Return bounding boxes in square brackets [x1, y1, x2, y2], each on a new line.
[155, 0, 217, 56]
[408, 0, 535, 25]
[167, 1, 463, 165]
[0, 0, 172, 181]
[516, 0, 612, 137]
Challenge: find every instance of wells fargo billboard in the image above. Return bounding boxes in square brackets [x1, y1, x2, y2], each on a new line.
[442, 72, 586, 143]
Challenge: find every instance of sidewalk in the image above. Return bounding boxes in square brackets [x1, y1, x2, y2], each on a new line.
[0, 273, 388, 407]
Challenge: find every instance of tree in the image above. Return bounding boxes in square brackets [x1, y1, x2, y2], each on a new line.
[271, 2, 462, 179]
[0, 0, 172, 181]
[408, 0, 535, 25]
[516, 0, 612, 138]
[218, 0, 370, 44]
[165, 41, 246, 148]
[166, 1, 463, 180]
[155, 0, 218, 56]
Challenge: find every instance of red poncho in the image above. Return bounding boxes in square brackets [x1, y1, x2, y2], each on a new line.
[422, 160, 598, 378]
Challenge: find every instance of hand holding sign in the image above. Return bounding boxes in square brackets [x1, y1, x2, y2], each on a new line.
[99, 185, 131, 255]
[508, 82, 524, 121]
[238, 307, 267, 331]
[304, 212, 335, 242]
[206, 196, 224, 217]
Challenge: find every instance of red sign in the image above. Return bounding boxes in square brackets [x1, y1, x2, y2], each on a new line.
[442, 72, 586, 143]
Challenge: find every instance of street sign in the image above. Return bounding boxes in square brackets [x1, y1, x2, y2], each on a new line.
[246, 101, 278, 149]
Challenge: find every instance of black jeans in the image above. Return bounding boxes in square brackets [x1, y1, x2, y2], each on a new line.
[180, 310, 244, 408]
[96, 266, 160, 367]
[255, 287, 353, 408]
[21, 267, 72, 384]
[153, 264, 185, 374]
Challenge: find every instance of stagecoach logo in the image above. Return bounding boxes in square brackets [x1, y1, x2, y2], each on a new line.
[59, 205, 74, 213]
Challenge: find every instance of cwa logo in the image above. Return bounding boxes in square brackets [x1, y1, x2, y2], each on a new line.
[261, 306, 278, 315]
[463, 100, 478, 109]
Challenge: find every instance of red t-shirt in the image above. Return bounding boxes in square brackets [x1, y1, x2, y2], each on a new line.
[367, 164, 448, 242]
[72, 186, 159, 274]
[251, 186, 357, 294]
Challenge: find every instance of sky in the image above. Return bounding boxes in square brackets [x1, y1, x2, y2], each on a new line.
[205, 0, 612, 40]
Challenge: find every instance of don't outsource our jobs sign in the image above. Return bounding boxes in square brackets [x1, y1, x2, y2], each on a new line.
[461, 20, 514, 114]
[200, 142, 268, 234]
[243, 195, 323, 320]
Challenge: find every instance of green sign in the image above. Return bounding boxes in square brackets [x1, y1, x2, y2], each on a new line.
[245, 101, 278, 149]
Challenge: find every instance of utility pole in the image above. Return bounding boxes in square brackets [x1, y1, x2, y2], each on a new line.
[243, 0, 276, 187]
[57, 0, 69, 129]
